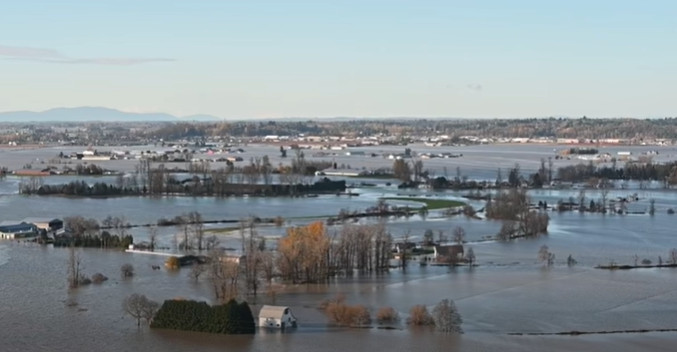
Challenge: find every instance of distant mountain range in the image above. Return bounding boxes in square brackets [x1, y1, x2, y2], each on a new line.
[0, 107, 222, 122]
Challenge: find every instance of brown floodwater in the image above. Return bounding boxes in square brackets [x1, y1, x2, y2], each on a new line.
[2, 240, 677, 352]
[3, 150, 677, 351]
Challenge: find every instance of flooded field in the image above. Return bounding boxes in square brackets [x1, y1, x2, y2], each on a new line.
[2, 144, 677, 351]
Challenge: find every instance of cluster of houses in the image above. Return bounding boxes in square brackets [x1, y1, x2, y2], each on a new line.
[0, 218, 63, 240]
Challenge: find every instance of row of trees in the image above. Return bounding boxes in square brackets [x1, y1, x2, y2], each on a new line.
[557, 161, 677, 186]
[21, 180, 141, 196]
[277, 222, 394, 283]
[186, 218, 394, 303]
[24, 166, 345, 198]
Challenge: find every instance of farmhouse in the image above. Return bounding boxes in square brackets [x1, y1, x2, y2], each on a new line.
[0, 221, 39, 240]
[258, 305, 297, 329]
[21, 218, 63, 233]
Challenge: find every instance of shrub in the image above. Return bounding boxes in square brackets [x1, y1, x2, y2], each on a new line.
[463, 205, 476, 217]
[323, 295, 371, 327]
[78, 275, 92, 286]
[352, 305, 371, 326]
[165, 256, 180, 270]
[91, 273, 108, 284]
[376, 307, 400, 324]
[123, 293, 159, 327]
[407, 305, 434, 326]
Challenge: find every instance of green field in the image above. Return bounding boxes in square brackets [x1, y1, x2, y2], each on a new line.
[381, 197, 465, 210]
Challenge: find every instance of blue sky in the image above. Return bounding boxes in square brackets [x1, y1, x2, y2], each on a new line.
[1, 0, 675, 119]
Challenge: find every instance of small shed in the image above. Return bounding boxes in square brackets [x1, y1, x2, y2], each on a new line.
[258, 305, 297, 329]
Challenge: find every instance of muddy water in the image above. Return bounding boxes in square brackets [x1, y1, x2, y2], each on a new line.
[2, 241, 677, 352]
[3, 174, 677, 350]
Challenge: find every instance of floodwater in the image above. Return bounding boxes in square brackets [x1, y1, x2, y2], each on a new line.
[2, 144, 677, 351]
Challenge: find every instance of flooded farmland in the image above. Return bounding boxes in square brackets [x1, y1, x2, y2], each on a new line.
[2, 144, 677, 351]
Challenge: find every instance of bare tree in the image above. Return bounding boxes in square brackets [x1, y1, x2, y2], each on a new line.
[437, 230, 447, 245]
[174, 214, 191, 251]
[65, 216, 99, 238]
[497, 221, 516, 241]
[188, 211, 205, 251]
[243, 218, 263, 298]
[538, 245, 555, 266]
[189, 262, 206, 282]
[111, 216, 129, 238]
[261, 155, 273, 185]
[400, 231, 410, 270]
[465, 247, 475, 266]
[208, 250, 240, 303]
[452, 226, 466, 245]
[205, 234, 219, 251]
[67, 245, 83, 289]
[413, 159, 424, 182]
[599, 179, 611, 213]
[432, 299, 463, 333]
[495, 168, 503, 186]
[669, 248, 677, 265]
[123, 293, 159, 327]
[148, 226, 158, 252]
[260, 250, 276, 291]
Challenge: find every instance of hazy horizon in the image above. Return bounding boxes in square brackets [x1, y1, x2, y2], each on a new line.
[0, 105, 675, 122]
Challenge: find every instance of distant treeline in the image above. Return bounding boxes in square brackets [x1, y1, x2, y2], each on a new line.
[145, 118, 677, 141]
[567, 148, 598, 155]
[26, 180, 140, 196]
[20, 177, 346, 197]
[7, 117, 677, 147]
[557, 161, 677, 184]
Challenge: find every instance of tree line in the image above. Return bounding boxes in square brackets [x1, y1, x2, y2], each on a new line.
[557, 161, 677, 186]
[142, 118, 677, 141]
[20, 172, 346, 197]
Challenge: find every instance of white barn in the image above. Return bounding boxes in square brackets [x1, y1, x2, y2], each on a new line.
[258, 305, 297, 329]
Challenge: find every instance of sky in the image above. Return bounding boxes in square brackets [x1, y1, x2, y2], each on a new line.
[1, 0, 675, 119]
